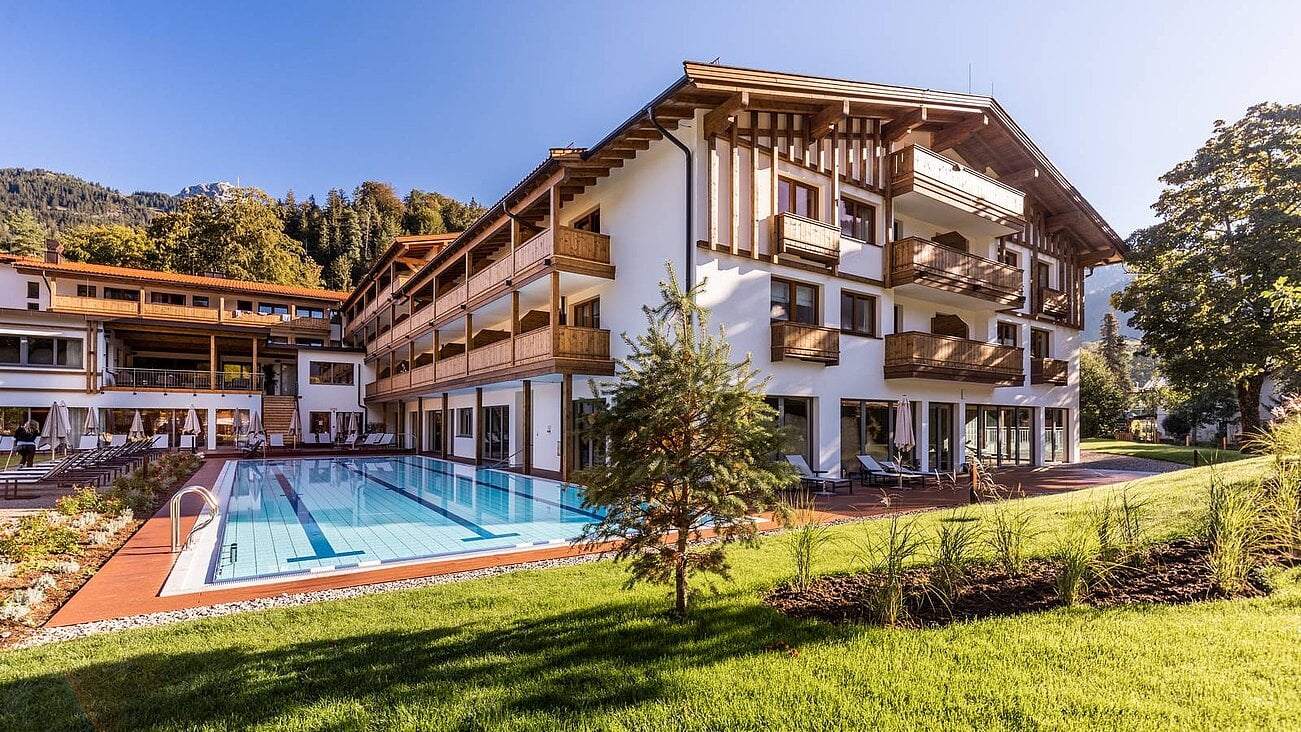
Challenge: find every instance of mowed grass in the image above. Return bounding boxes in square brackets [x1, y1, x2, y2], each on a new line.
[3, 459, 1300, 731]
[1082, 438, 1247, 466]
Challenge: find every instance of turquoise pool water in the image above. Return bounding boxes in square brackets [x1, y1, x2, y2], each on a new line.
[209, 456, 601, 583]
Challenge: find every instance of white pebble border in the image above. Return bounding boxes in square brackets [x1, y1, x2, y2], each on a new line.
[9, 502, 931, 650]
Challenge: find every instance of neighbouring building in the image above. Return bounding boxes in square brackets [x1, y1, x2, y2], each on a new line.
[347, 63, 1126, 480]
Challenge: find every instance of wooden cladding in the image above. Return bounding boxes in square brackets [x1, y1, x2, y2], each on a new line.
[884, 331, 1023, 385]
[774, 213, 841, 265]
[770, 321, 840, 365]
[888, 237, 1025, 306]
[49, 295, 331, 332]
[1035, 286, 1070, 319]
[1031, 357, 1069, 386]
[366, 326, 612, 398]
[890, 144, 1026, 232]
[456, 226, 612, 308]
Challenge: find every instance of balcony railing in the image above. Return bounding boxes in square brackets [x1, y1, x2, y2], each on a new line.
[774, 213, 841, 265]
[49, 296, 330, 331]
[889, 144, 1026, 233]
[1031, 357, 1069, 385]
[103, 367, 263, 392]
[770, 321, 840, 365]
[884, 331, 1023, 385]
[1036, 287, 1070, 319]
[888, 237, 1024, 306]
[435, 284, 466, 320]
[364, 326, 612, 398]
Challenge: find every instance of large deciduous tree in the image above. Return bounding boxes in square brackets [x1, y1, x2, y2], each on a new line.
[1, 208, 47, 257]
[576, 265, 794, 617]
[61, 224, 158, 268]
[1113, 103, 1301, 437]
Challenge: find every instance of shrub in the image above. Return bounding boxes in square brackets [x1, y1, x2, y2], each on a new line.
[54, 486, 125, 517]
[0, 598, 31, 623]
[11, 586, 45, 607]
[0, 513, 82, 562]
[984, 502, 1037, 576]
[1205, 475, 1264, 594]
[1054, 522, 1100, 607]
[46, 560, 80, 574]
[31, 573, 57, 591]
[109, 453, 202, 513]
[87, 531, 112, 546]
[929, 512, 981, 608]
[780, 492, 836, 592]
[70, 512, 101, 531]
[858, 516, 924, 626]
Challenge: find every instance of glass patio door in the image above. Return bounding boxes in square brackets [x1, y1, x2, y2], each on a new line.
[928, 403, 954, 472]
[481, 405, 510, 463]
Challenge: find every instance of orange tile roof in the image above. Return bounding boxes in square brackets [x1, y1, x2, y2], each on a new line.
[3, 256, 350, 301]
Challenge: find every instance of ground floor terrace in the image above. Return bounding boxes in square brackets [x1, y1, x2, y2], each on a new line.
[45, 452, 1156, 627]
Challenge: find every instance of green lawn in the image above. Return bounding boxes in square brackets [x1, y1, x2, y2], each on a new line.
[3, 459, 1299, 730]
[1082, 438, 1247, 466]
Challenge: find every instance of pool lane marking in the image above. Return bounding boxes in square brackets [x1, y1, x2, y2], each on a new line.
[395, 457, 604, 521]
[338, 463, 521, 543]
[270, 467, 366, 564]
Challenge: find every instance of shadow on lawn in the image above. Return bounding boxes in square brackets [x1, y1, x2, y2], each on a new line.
[4, 598, 846, 731]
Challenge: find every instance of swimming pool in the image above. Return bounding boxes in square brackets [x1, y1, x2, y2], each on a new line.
[166, 456, 602, 592]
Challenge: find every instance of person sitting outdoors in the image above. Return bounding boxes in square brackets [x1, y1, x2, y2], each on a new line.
[14, 420, 40, 468]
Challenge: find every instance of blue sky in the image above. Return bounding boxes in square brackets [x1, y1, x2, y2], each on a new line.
[2, 0, 1298, 237]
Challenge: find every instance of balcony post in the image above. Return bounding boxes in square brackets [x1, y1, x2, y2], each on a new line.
[465, 312, 473, 355]
[137, 288, 145, 315]
[208, 335, 216, 390]
[560, 373, 573, 482]
[522, 379, 533, 475]
[511, 291, 520, 364]
[474, 386, 483, 465]
[251, 338, 258, 387]
[549, 271, 560, 353]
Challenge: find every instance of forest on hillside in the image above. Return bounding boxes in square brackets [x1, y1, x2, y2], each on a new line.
[0, 168, 484, 290]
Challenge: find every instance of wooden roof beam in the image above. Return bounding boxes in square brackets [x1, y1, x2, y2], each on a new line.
[881, 106, 927, 144]
[807, 100, 850, 142]
[702, 91, 750, 138]
[930, 114, 988, 152]
[1045, 210, 1087, 233]
[999, 165, 1040, 190]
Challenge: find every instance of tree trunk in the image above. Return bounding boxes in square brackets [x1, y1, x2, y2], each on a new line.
[1236, 372, 1268, 449]
[674, 526, 689, 617]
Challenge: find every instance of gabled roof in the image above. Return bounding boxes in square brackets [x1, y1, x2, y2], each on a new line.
[3, 255, 350, 302]
[343, 232, 458, 309]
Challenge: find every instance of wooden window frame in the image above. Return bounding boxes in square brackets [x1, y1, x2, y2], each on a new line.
[571, 207, 601, 233]
[996, 321, 1020, 348]
[838, 198, 875, 244]
[998, 247, 1019, 268]
[572, 296, 600, 329]
[839, 290, 878, 337]
[777, 177, 819, 221]
[1030, 328, 1051, 358]
[770, 276, 820, 326]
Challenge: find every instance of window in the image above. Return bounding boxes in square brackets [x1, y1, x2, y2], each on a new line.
[893, 305, 903, 334]
[298, 306, 325, 319]
[998, 248, 1019, 268]
[76, 284, 97, 298]
[767, 396, 812, 465]
[572, 298, 600, 329]
[572, 208, 601, 233]
[1044, 408, 1068, 463]
[0, 336, 19, 364]
[892, 219, 903, 242]
[1035, 261, 1053, 289]
[26, 338, 54, 365]
[297, 338, 324, 347]
[258, 302, 289, 316]
[839, 199, 874, 242]
[931, 313, 968, 339]
[55, 339, 83, 368]
[482, 405, 510, 462]
[777, 178, 818, 219]
[997, 322, 1020, 348]
[770, 278, 817, 324]
[456, 407, 473, 437]
[840, 292, 877, 336]
[236, 300, 253, 311]
[308, 361, 355, 385]
[104, 287, 139, 302]
[192, 295, 210, 307]
[150, 292, 185, 305]
[20, 337, 80, 367]
[1030, 329, 1051, 358]
[26, 282, 39, 300]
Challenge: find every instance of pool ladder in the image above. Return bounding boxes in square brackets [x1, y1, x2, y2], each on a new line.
[170, 485, 220, 553]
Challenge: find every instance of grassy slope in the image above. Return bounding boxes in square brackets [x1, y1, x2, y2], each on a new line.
[3, 459, 1299, 731]
[1082, 438, 1246, 466]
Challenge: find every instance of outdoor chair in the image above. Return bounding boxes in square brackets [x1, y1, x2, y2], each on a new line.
[241, 435, 266, 458]
[77, 434, 101, 451]
[109, 435, 127, 447]
[150, 434, 170, 450]
[179, 434, 197, 450]
[269, 433, 286, 450]
[783, 454, 852, 495]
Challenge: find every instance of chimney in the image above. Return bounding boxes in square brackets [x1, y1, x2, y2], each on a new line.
[44, 238, 63, 264]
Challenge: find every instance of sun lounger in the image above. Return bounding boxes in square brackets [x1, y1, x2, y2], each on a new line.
[856, 454, 930, 487]
[77, 434, 101, 451]
[784, 454, 852, 495]
[110, 435, 127, 447]
[150, 434, 170, 450]
[301, 433, 317, 446]
[179, 434, 196, 450]
[241, 435, 266, 458]
[269, 433, 286, 450]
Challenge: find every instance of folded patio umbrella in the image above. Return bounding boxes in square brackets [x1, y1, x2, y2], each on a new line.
[288, 402, 301, 438]
[183, 406, 202, 435]
[128, 410, 146, 440]
[40, 401, 70, 457]
[83, 407, 98, 435]
[249, 410, 264, 438]
[330, 408, 338, 440]
[893, 396, 915, 489]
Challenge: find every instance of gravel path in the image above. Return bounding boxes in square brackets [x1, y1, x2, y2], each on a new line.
[1078, 451, 1186, 474]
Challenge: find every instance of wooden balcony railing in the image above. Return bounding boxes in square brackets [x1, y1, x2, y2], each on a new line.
[467, 256, 515, 301]
[515, 225, 612, 274]
[51, 295, 331, 331]
[888, 237, 1024, 306]
[1036, 287, 1070, 319]
[1031, 357, 1069, 385]
[104, 367, 263, 392]
[889, 144, 1026, 232]
[435, 284, 466, 320]
[774, 213, 841, 265]
[435, 352, 468, 382]
[467, 338, 513, 373]
[884, 331, 1023, 385]
[770, 321, 840, 365]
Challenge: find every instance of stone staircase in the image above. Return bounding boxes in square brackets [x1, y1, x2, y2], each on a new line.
[261, 395, 298, 435]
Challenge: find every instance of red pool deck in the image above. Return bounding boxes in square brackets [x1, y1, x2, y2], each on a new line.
[47, 458, 1162, 627]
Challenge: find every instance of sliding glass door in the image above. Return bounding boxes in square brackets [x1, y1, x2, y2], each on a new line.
[481, 405, 509, 463]
[928, 403, 954, 472]
[766, 396, 812, 465]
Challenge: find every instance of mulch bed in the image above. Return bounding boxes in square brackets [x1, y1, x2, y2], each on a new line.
[765, 540, 1273, 628]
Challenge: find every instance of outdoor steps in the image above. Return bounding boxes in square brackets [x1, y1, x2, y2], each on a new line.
[261, 395, 298, 435]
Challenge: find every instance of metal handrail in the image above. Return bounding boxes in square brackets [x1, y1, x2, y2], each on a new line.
[170, 484, 220, 553]
[482, 445, 528, 470]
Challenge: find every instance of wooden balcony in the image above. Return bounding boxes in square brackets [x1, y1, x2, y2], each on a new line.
[1036, 287, 1070, 319]
[889, 144, 1026, 235]
[888, 237, 1024, 307]
[435, 284, 467, 320]
[514, 225, 613, 279]
[1031, 357, 1069, 386]
[104, 367, 262, 393]
[435, 352, 468, 382]
[467, 256, 515, 302]
[884, 331, 1023, 385]
[770, 321, 840, 365]
[773, 213, 841, 265]
[50, 295, 331, 332]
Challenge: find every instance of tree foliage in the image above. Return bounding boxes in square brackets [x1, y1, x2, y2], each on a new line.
[1163, 380, 1240, 440]
[61, 224, 158, 268]
[576, 265, 794, 617]
[1098, 312, 1130, 384]
[0, 208, 47, 257]
[1113, 103, 1301, 437]
[1081, 350, 1130, 438]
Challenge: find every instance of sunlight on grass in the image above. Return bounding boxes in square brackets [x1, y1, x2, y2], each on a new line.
[1083, 438, 1246, 466]
[1, 458, 1298, 731]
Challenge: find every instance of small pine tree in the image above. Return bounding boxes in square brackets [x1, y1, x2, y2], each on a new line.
[1, 208, 47, 257]
[576, 264, 795, 617]
[1099, 312, 1130, 383]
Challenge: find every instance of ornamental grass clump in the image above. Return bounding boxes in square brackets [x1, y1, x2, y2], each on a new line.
[928, 512, 981, 609]
[1091, 486, 1150, 563]
[1205, 475, 1264, 594]
[0, 560, 16, 579]
[984, 502, 1037, 576]
[1053, 519, 1105, 607]
[781, 492, 836, 592]
[858, 516, 924, 626]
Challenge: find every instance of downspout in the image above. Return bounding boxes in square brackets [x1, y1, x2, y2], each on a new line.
[648, 108, 694, 291]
